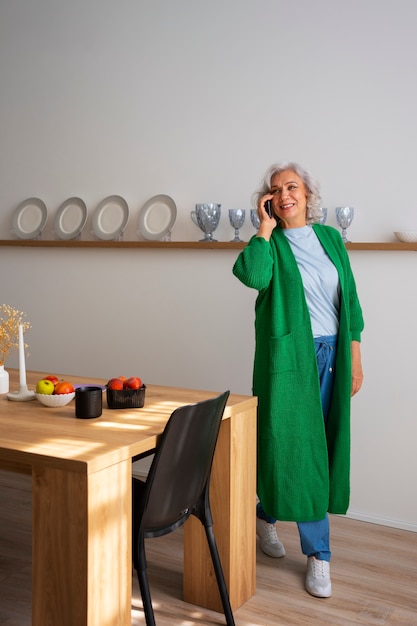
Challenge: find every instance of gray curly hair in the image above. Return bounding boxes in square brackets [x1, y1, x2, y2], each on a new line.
[253, 161, 322, 226]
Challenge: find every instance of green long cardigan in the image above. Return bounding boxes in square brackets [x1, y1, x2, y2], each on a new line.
[233, 224, 364, 521]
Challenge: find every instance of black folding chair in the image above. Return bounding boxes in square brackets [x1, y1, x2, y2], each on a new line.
[132, 390, 235, 626]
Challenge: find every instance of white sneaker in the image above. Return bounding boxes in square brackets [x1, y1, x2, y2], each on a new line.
[305, 556, 332, 597]
[256, 517, 286, 558]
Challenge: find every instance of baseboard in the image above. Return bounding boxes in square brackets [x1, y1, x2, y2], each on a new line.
[346, 510, 417, 533]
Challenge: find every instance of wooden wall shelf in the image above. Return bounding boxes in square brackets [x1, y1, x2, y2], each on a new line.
[0, 240, 243, 250]
[0, 240, 416, 251]
[346, 242, 417, 251]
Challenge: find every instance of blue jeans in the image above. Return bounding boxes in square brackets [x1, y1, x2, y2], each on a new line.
[257, 334, 338, 562]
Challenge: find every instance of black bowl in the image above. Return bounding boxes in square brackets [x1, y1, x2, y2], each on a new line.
[106, 385, 146, 409]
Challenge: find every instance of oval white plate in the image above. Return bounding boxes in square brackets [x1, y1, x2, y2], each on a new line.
[138, 194, 177, 240]
[12, 198, 48, 239]
[92, 195, 129, 240]
[54, 197, 87, 240]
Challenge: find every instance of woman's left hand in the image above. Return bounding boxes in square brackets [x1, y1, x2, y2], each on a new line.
[351, 340, 363, 396]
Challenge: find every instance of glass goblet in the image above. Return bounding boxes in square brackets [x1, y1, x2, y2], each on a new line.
[250, 209, 260, 230]
[229, 209, 245, 242]
[191, 203, 221, 241]
[335, 207, 354, 242]
[317, 207, 328, 225]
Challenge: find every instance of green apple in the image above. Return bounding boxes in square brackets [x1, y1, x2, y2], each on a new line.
[36, 379, 55, 395]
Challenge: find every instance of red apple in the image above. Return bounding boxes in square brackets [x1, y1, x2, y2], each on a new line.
[123, 377, 142, 390]
[107, 377, 124, 390]
[44, 374, 60, 386]
[54, 381, 75, 395]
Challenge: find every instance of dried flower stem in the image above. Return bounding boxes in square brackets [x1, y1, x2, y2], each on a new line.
[0, 305, 31, 366]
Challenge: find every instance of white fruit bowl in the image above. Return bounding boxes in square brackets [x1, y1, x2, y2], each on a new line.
[394, 231, 417, 243]
[35, 392, 75, 407]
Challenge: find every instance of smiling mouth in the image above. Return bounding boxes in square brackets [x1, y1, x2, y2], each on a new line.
[280, 203, 295, 210]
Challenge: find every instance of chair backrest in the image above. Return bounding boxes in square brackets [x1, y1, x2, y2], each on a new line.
[140, 390, 230, 536]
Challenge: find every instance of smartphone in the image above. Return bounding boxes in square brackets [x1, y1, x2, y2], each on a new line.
[265, 199, 273, 217]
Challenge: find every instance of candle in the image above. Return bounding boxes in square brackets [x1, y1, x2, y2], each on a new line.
[18, 324, 27, 387]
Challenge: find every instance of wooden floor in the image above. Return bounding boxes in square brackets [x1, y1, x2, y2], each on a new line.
[0, 470, 416, 626]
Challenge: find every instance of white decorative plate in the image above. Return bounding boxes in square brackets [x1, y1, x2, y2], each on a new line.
[92, 195, 129, 240]
[11, 198, 48, 239]
[138, 194, 177, 240]
[54, 197, 87, 240]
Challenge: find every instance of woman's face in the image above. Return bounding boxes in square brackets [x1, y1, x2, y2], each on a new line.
[270, 170, 308, 228]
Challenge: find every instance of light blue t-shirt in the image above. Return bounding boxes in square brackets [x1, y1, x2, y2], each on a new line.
[283, 226, 340, 337]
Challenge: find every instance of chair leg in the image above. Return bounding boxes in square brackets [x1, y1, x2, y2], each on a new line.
[137, 567, 156, 626]
[204, 525, 236, 626]
[135, 534, 156, 626]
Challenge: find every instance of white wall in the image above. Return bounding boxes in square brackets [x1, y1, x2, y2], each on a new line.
[1, 1, 416, 531]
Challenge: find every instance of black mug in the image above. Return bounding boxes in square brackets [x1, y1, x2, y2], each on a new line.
[75, 386, 103, 419]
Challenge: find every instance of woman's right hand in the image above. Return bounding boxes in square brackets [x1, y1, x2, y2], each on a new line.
[257, 194, 277, 241]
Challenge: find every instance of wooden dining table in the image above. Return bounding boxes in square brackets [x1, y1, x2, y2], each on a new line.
[0, 369, 257, 626]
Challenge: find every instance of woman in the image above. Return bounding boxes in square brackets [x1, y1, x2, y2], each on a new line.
[233, 162, 364, 598]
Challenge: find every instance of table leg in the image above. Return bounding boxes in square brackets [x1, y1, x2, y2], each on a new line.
[183, 405, 257, 611]
[32, 460, 131, 626]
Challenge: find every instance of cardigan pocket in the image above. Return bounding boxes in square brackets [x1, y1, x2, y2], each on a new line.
[269, 333, 296, 373]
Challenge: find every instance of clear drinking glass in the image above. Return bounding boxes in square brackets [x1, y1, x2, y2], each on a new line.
[335, 207, 354, 242]
[317, 208, 328, 224]
[191, 204, 221, 241]
[250, 209, 260, 230]
[229, 209, 245, 242]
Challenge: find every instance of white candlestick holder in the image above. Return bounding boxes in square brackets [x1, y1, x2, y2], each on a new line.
[7, 323, 36, 401]
[7, 384, 36, 402]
